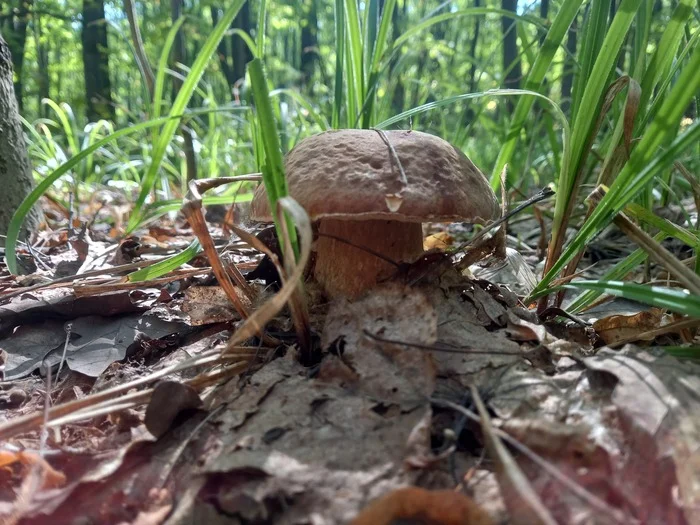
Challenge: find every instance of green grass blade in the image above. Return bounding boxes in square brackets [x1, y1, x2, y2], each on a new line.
[5, 115, 184, 274]
[570, 0, 611, 122]
[643, 21, 698, 127]
[42, 99, 80, 158]
[127, 239, 201, 282]
[566, 232, 665, 312]
[153, 16, 187, 121]
[248, 58, 299, 259]
[491, 0, 584, 187]
[391, 9, 547, 53]
[142, 193, 254, 222]
[362, 0, 396, 128]
[532, 115, 700, 297]
[568, 0, 641, 170]
[257, 0, 268, 57]
[333, 0, 345, 128]
[127, 0, 246, 232]
[638, 0, 694, 122]
[376, 89, 570, 159]
[562, 281, 700, 317]
[270, 88, 331, 130]
[624, 203, 700, 249]
[230, 28, 259, 59]
[344, 0, 365, 126]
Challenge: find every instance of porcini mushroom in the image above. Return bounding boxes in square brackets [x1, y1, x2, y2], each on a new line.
[251, 129, 500, 299]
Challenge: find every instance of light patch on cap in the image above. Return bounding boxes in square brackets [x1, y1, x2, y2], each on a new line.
[384, 193, 403, 212]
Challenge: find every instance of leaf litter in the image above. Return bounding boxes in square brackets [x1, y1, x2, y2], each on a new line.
[0, 192, 698, 525]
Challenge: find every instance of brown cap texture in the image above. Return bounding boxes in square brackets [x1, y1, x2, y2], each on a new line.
[251, 129, 500, 223]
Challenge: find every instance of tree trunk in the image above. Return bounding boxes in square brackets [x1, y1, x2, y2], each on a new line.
[211, 3, 251, 94]
[34, 12, 49, 116]
[300, 0, 318, 84]
[1, 0, 32, 111]
[82, 0, 114, 121]
[560, 15, 577, 114]
[468, 0, 481, 95]
[0, 35, 42, 245]
[230, 2, 251, 88]
[171, 0, 197, 182]
[501, 0, 522, 111]
[210, 6, 235, 89]
[390, 0, 407, 115]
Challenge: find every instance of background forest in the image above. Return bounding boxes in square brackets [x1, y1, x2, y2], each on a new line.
[0, 0, 699, 312]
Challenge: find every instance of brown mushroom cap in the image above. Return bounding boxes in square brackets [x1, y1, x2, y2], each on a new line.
[251, 129, 500, 224]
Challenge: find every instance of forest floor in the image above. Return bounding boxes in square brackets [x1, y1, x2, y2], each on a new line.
[0, 197, 698, 525]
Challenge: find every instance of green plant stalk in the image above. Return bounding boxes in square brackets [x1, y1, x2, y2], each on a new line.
[127, 0, 246, 232]
[247, 58, 299, 260]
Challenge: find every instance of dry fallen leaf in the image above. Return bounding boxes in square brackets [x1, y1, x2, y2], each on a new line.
[424, 231, 454, 251]
[593, 308, 664, 345]
[182, 285, 242, 325]
[350, 486, 494, 525]
[0, 450, 66, 490]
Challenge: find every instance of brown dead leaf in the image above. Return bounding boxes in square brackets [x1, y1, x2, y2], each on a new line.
[145, 381, 203, 438]
[350, 486, 494, 525]
[424, 231, 454, 251]
[181, 286, 242, 325]
[0, 450, 66, 490]
[593, 308, 664, 345]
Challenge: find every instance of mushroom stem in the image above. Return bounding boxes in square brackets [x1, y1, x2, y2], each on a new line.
[314, 219, 424, 299]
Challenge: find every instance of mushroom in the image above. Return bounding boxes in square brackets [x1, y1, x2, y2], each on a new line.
[251, 129, 500, 299]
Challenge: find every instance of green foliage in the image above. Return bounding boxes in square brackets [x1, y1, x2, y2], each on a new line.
[5, 0, 698, 316]
[561, 281, 700, 318]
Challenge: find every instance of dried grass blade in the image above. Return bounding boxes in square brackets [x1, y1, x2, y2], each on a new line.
[225, 197, 312, 351]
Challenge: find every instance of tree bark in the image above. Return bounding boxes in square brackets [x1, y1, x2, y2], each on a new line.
[171, 0, 196, 182]
[82, 0, 114, 121]
[0, 35, 42, 244]
[468, 0, 481, 95]
[1, 0, 32, 111]
[34, 12, 49, 115]
[560, 15, 577, 114]
[300, 0, 318, 84]
[230, 2, 251, 88]
[501, 0, 522, 111]
[211, 4, 251, 94]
